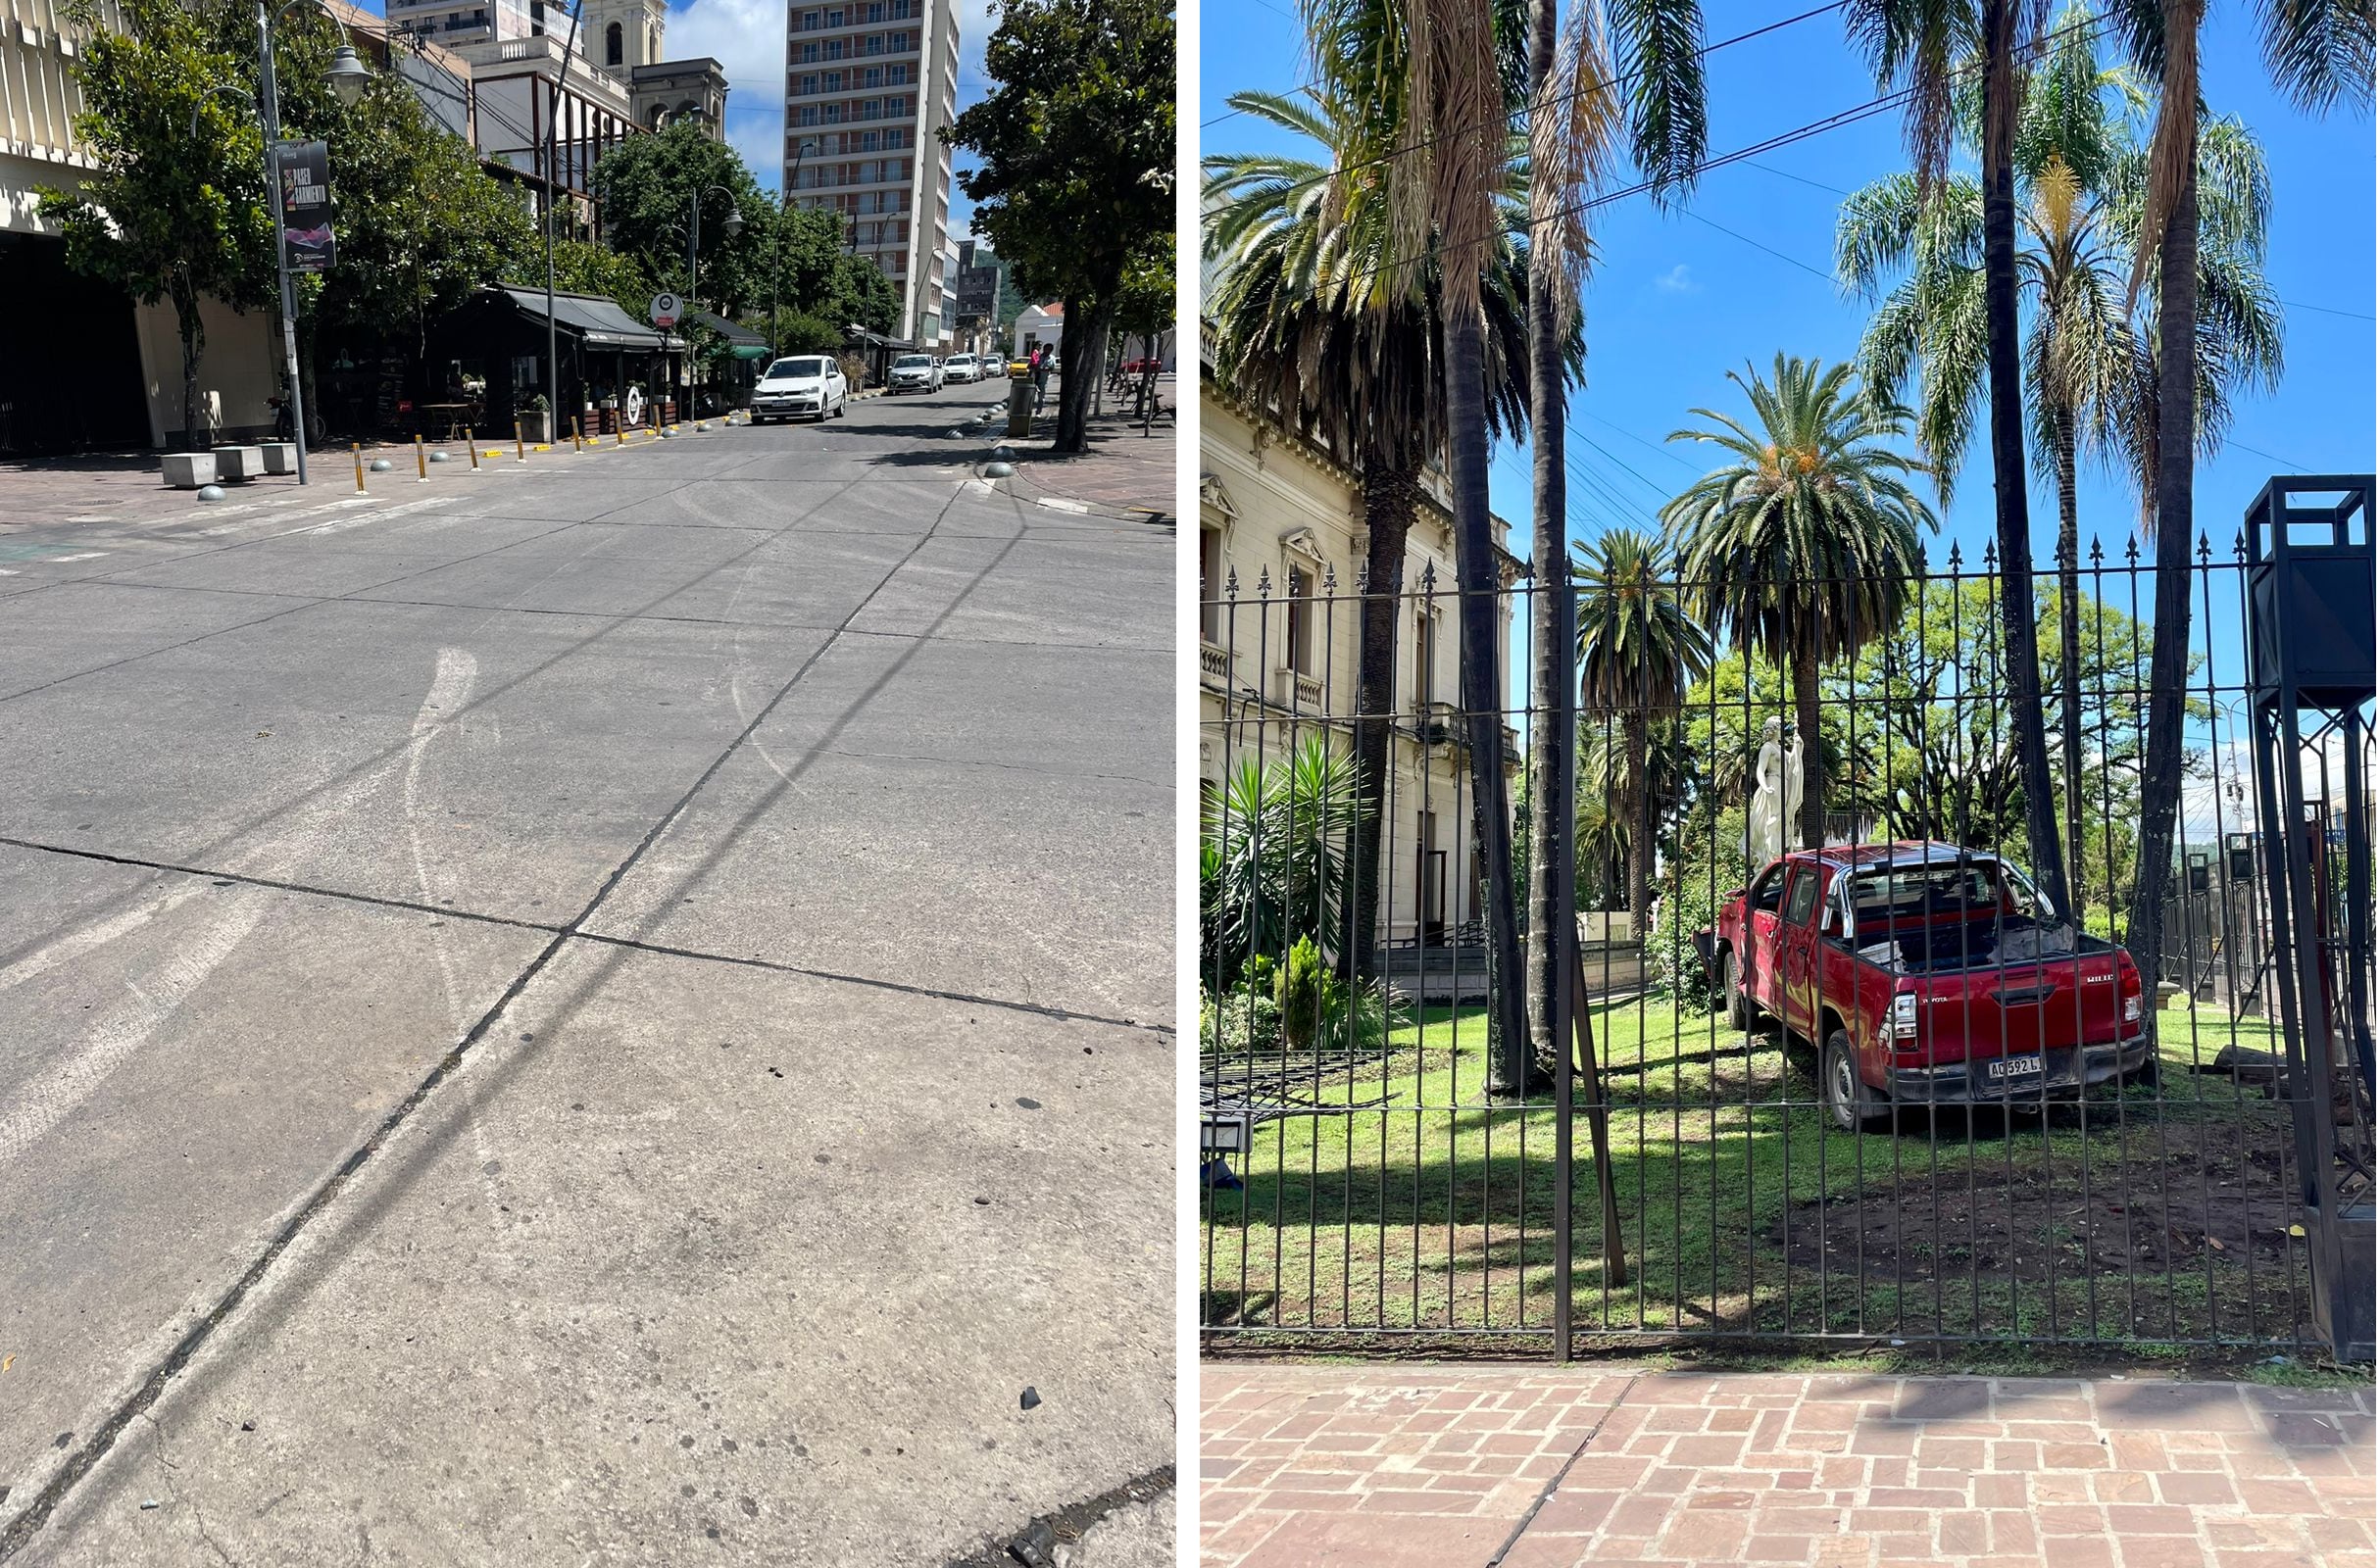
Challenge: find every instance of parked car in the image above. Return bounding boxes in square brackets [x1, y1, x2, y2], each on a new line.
[888, 353, 943, 393]
[1007, 358, 1031, 378]
[748, 354, 848, 423]
[1708, 841, 2148, 1131]
[942, 354, 980, 383]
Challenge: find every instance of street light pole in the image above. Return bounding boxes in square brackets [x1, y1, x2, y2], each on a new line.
[770, 140, 815, 360]
[542, 0, 587, 430]
[252, 0, 309, 485]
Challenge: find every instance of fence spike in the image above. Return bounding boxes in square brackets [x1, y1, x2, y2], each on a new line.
[2125, 535, 2141, 564]
[2197, 532, 2213, 563]
[1352, 562, 1370, 595]
[1255, 565, 1272, 600]
[2090, 535, 2105, 566]
[1418, 560, 1438, 593]
[2233, 528, 2248, 561]
[1321, 562, 1338, 593]
[1224, 565, 1240, 600]
[1948, 540, 1963, 569]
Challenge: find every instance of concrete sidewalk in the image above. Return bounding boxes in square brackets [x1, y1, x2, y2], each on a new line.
[1201, 1363, 2373, 1567]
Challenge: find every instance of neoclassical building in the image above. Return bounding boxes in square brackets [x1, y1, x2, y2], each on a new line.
[1198, 342, 1522, 956]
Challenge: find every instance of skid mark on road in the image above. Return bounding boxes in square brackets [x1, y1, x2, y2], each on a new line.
[0, 896, 269, 1164]
[0, 648, 491, 1171]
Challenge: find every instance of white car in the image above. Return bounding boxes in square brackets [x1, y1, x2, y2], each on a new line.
[888, 353, 943, 393]
[749, 355, 848, 423]
[941, 354, 979, 384]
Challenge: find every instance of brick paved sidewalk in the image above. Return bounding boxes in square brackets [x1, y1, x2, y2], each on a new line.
[1001, 375, 1176, 516]
[1201, 1363, 2374, 1568]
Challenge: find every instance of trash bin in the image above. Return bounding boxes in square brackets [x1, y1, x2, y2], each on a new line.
[1006, 378, 1034, 438]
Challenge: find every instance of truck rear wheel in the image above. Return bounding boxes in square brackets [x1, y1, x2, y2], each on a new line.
[1721, 950, 1755, 1032]
[1824, 1028, 1890, 1133]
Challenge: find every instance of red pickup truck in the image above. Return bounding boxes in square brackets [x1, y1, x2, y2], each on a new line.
[1709, 842, 2149, 1130]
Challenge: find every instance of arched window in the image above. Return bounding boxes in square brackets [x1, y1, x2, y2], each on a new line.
[605, 21, 622, 65]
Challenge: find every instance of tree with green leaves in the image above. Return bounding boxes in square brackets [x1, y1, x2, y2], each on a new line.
[588, 122, 769, 315]
[1661, 355, 1938, 851]
[1839, 10, 2279, 882]
[540, 238, 657, 319]
[2098, 0, 2363, 993]
[944, 0, 1173, 453]
[1203, 79, 1538, 996]
[41, 0, 276, 448]
[1832, 573, 2206, 889]
[47, 0, 547, 445]
[1202, 735, 1371, 988]
[822, 253, 902, 337]
[1572, 528, 1711, 938]
[1516, 0, 1712, 1095]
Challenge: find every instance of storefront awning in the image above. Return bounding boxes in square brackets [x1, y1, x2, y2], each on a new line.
[687, 309, 765, 347]
[493, 286, 684, 352]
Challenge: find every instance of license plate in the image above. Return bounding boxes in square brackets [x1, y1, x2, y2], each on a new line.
[1987, 1054, 2045, 1079]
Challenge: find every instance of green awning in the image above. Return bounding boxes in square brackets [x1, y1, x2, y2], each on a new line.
[730, 344, 772, 361]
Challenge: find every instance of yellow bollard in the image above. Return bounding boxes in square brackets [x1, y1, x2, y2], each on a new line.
[352, 443, 365, 493]
[572, 416, 583, 453]
[415, 434, 427, 482]
[515, 420, 525, 463]
[615, 419, 624, 447]
[467, 428, 479, 469]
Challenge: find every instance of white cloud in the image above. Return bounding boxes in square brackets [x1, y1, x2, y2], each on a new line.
[1654, 263, 1699, 295]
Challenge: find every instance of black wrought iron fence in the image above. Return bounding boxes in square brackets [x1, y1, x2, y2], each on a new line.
[1197, 506, 2373, 1358]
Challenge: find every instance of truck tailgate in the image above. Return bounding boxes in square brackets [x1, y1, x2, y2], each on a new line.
[1928, 951, 2129, 1057]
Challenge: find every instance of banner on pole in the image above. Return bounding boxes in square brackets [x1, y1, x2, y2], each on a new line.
[275, 140, 335, 274]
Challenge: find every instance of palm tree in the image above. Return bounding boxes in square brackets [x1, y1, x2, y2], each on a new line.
[2104, 0, 2367, 990]
[1572, 529, 1712, 937]
[1520, 0, 1710, 1088]
[1203, 85, 1537, 988]
[1848, 0, 2073, 920]
[1837, 14, 2282, 886]
[1662, 356, 1939, 849]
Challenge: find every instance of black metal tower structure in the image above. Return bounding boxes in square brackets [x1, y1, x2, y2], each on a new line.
[2243, 474, 2375, 1361]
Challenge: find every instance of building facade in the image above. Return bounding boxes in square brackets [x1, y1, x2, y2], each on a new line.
[1, 0, 280, 451]
[386, 0, 537, 49]
[1199, 361, 1520, 954]
[630, 59, 729, 133]
[780, 0, 960, 345]
[1013, 302, 1061, 360]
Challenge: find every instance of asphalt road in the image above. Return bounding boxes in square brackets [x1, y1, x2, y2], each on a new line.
[0, 381, 1175, 1565]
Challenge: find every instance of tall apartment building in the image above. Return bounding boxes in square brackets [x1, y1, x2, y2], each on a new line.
[781, 0, 961, 345]
[386, 0, 537, 48]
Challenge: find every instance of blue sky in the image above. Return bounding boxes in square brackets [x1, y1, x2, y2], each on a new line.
[1199, 0, 2377, 576]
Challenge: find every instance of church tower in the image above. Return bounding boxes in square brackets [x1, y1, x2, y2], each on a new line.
[583, 0, 665, 75]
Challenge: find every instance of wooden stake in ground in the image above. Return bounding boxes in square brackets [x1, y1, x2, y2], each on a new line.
[1571, 943, 1628, 1287]
[572, 416, 583, 453]
[351, 443, 365, 494]
[514, 421, 525, 463]
[466, 430, 478, 469]
[414, 435, 427, 482]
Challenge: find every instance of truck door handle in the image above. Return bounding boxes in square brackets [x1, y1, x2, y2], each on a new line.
[1991, 985, 2058, 1006]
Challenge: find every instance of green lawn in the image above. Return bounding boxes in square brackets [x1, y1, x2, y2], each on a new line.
[1201, 993, 2316, 1359]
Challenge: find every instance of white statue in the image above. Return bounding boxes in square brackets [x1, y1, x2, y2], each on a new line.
[1750, 718, 1785, 866]
[1749, 718, 1810, 865]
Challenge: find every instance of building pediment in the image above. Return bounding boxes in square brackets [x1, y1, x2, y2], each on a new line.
[1199, 473, 1237, 521]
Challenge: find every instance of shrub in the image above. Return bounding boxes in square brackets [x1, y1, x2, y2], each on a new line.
[1649, 804, 1751, 1010]
[1274, 936, 1334, 1053]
